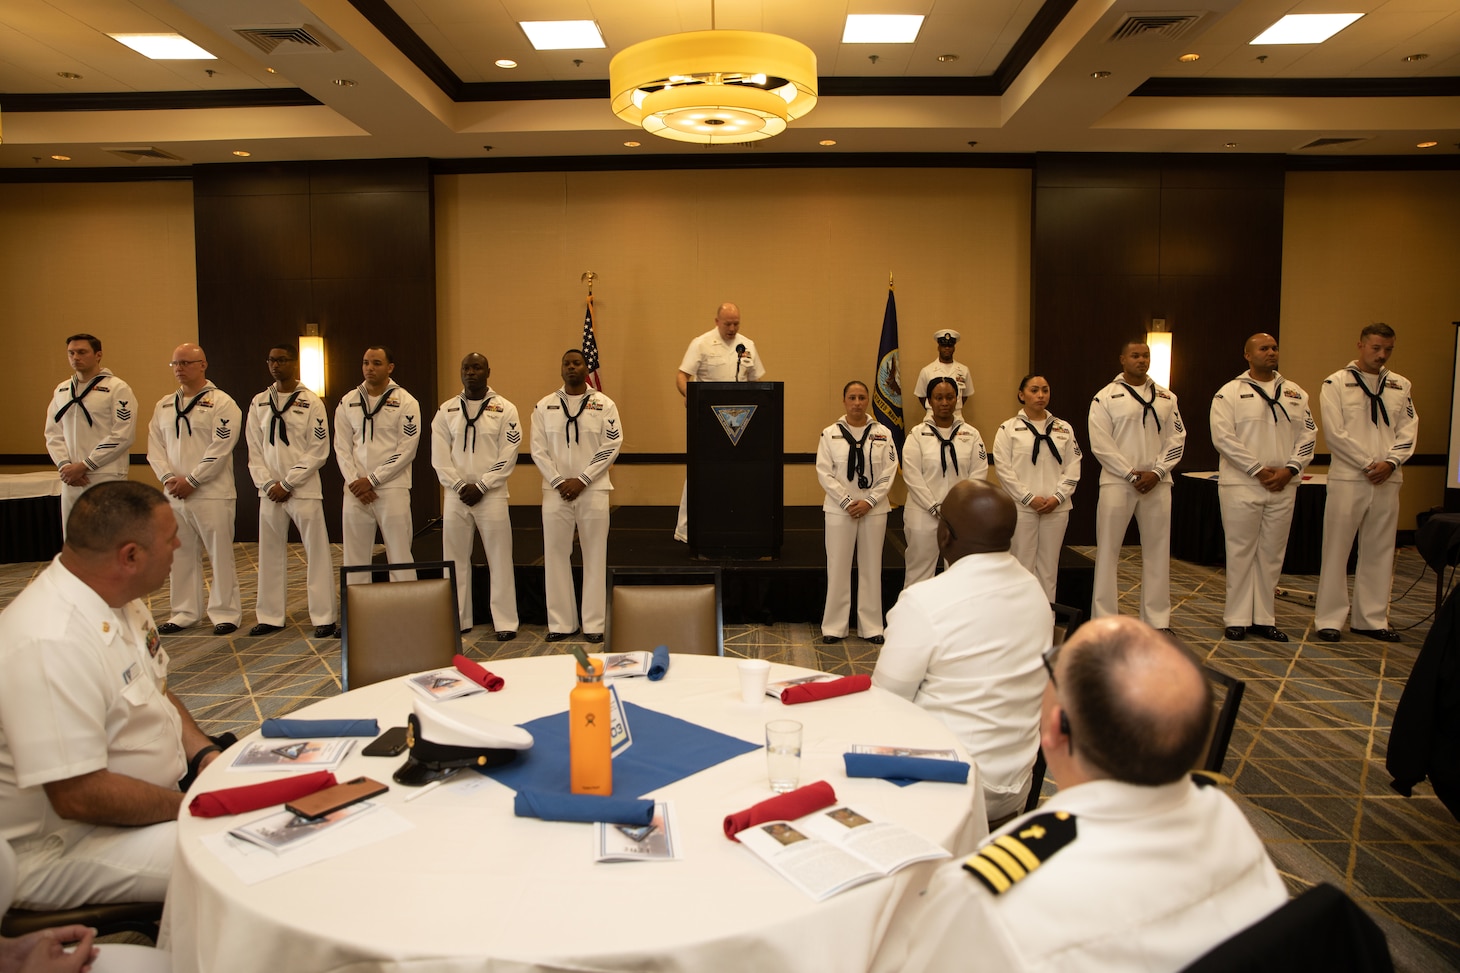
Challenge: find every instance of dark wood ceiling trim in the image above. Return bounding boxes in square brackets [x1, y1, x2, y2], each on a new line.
[993, 0, 1080, 93]
[458, 80, 610, 101]
[348, 0, 464, 98]
[1285, 155, 1460, 172]
[431, 152, 1034, 174]
[2, 89, 322, 112]
[1133, 76, 1460, 98]
[0, 168, 193, 184]
[820, 77, 1002, 97]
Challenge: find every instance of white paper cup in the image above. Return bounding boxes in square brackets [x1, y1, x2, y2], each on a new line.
[737, 658, 771, 704]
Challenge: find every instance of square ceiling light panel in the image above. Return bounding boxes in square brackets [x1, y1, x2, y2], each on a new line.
[1250, 14, 1363, 45]
[842, 15, 925, 44]
[520, 21, 606, 51]
[107, 33, 216, 59]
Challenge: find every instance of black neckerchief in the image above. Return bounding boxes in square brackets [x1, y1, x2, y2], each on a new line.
[1019, 416, 1063, 465]
[1347, 367, 1390, 427]
[54, 374, 106, 427]
[174, 387, 209, 438]
[267, 387, 303, 446]
[839, 423, 872, 489]
[1243, 378, 1288, 423]
[358, 385, 396, 441]
[460, 393, 492, 452]
[560, 391, 589, 444]
[1119, 380, 1161, 433]
[929, 420, 961, 475]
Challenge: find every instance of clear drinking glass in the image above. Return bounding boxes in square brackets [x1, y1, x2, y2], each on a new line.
[765, 719, 802, 794]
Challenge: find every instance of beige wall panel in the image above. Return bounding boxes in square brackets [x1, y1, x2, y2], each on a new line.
[436, 168, 1032, 505]
[1281, 171, 1460, 528]
[4, 182, 197, 458]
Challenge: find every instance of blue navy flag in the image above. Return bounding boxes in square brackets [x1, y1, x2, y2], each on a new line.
[580, 294, 602, 391]
[872, 286, 905, 456]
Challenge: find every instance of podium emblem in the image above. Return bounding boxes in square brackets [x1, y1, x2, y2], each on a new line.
[711, 405, 757, 446]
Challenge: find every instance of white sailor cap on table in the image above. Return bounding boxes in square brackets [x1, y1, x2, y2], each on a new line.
[934, 329, 961, 343]
[394, 698, 534, 786]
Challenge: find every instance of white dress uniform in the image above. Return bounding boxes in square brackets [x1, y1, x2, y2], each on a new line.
[146, 382, 243, 627]
[245, 383, 336, 628]
[44, 367, 136, 534]
[674, 330, 766, 542]
[432, 388, 521, 633]
[1314, 361, 1418, 632]
[334, 383, 422, 584]
[529, 387, 622, 635]
[0, 559, 185, 909]
[872, 552, 1051, 820]
[900, 417, 988, 588]
[992, 411, 1084, 602]
[817, 417, 899, 638]
[871, 778, 1287, 973]
[1088, 376, 1186, 627]
[1210, 371, 1317, 629]
[914, 360, 974, 413]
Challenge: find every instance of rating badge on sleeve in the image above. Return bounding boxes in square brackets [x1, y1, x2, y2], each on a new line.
[712, 405, 756, 446]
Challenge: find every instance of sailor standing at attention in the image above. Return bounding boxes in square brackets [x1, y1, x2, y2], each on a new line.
[44, 333, 136, 535]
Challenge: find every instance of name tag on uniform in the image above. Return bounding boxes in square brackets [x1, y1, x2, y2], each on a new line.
[121, 661, 141, 685]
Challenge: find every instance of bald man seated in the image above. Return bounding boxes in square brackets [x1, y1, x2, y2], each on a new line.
[872, 480, 1052, 822]
[873, 617, 1287, 973]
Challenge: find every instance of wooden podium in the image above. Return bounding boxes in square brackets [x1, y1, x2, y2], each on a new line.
[686, 382, 784, 558]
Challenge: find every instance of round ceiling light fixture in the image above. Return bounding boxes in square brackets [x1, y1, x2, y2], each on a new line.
[495, 59, 518, 69]
[1178, 53, 1200, 62]
[610, 30, 817, 144]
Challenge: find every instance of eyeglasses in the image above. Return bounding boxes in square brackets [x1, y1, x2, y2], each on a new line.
[265, 356, 294, 364]
[167, 359, 203, 367]
[1041, 643, 1061, 686]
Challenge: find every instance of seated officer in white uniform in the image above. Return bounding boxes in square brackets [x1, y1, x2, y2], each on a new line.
[0, 481, 222, 910]
[873, 480, 1050, 823]
[873, 616, 1287, 973]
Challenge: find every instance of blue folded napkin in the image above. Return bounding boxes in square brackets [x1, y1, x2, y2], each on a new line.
[260, 718, 380, 738]
[648, 645, 670, 681]
[843, 752, 970, 786]
[513, 789, 655, 825]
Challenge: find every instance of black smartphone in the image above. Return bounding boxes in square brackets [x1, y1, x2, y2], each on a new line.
[362, 726, 409, 757]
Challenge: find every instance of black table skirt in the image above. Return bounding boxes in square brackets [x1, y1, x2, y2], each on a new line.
[1, 495, 63, 563]
[1171, 475, 1326, 576]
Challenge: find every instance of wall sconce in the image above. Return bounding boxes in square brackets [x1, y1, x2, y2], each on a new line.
[1147, 317, 1173, 388]
[300, 323, 326, 397]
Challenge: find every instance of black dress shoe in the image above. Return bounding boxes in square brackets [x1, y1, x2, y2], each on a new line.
[1250, 625, 1289, 643]
[157, 622, 186, 635]
[1351, 627, 1401, 643]
[312, 623, 339, 639]
[496, 631, 517, 642]
[545, 630, 578, 643]
[584, 633, 604, 644]
[1316, 628, 1341, 642]
[213, 622, 238, 636]
[821, 635, 843, 644]
[866, 635, 885, 645]
[248, 623, 283, 637]
[1224, 626, 1246, 641]
[460, 627, 472, 635]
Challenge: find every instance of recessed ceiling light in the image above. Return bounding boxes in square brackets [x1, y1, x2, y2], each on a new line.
[1178, 53, 1200, 63]
[265, 67, 277, 74]
[936, 54, 958, 63]
[1250, 14, 1363, 45]
[1404, 53, 1428, 62]
[232, 150, 251, 157]
[843, 15, 924, 44]
[1090, 70, 1112, 79]
[50, 155, 71, 161]
[1416, 140, 1438, 148]
[495, 59, 518, 69]
[1224, 142, 1239, 148]
[819, 139, 837, 146]
[333, 79, 357, 87]
[107, 33, 215, 59]
[57, 71, 83, 80]
[623, 141, 641, 147]
[519, 21, 605, 51]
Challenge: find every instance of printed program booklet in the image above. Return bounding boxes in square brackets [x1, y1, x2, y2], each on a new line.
[765, 673, 839, 698]
[228, 802, 377, 854]
[228, 738, 356, 772]
[406, 668, 485, 702]
[847, 743, 960, 761]
[594, 802, 678, 862]
[736, 804, 950, 901]
[598, 652, 653, 679]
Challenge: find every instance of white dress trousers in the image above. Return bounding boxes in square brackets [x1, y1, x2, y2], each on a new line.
[992, 411, 1083, 603]
[817, 418, 899, 638]
[900, 419, 988, 588]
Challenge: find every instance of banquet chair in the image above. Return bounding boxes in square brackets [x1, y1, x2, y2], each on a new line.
[1021, 604, 1084, 815]
[606, 568, 723, 656]
[340, 561, 460, 690]
[1198, 663, 1246, 777]
[1178, 882, 1392, 972]
[2, 900, 164, 942]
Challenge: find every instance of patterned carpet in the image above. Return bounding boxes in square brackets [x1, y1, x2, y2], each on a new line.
[1, 542, 1455, 969]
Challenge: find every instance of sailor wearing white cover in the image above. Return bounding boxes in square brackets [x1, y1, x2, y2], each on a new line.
[432, 352, 521, 640]
[673, 302, 765, 543]
[44, 333, 136, 535]
[335, 345, 421, 585]
[145, 343, 242, 633]
[245, 343, 336, 639]
[817, 380, 900, 642]
[530, 349, 623, 641]
[901, 376, 988, 589]
[913, 328, 974, 415]
[1314, 323, 1418, 643]
[872, 617, 1286, 973]
[1210, 334, 1316, 642]
[1088, 341, 1185, 628]
[992, 374, 1083, 603]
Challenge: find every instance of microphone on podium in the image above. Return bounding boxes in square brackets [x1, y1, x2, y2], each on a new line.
[736, 344, 747, 381]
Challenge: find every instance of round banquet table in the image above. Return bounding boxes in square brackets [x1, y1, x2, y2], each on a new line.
[163, 655, 988, 973]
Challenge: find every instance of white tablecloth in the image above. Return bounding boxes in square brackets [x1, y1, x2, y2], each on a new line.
[163, 655, 987, 973]
[0, 472, 62, 500]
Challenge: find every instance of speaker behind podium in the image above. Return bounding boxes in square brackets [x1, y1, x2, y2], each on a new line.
[685, 381, 784, 558]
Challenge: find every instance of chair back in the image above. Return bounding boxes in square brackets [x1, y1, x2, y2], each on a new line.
[607, 568, 723, 656]
[341, 561, 460, 690]
[1200, 663, 1246, 776]
[1051, 603, 1084, 648]
[1179, 882, 1392, 972]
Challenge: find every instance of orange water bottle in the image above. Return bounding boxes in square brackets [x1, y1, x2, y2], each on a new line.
[569, 648, 612, 795]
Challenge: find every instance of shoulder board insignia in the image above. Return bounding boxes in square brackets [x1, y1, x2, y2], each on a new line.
[962, 810, 1077, 895]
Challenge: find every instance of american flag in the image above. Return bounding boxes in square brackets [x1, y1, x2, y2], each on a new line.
[580, 293, 602, 391]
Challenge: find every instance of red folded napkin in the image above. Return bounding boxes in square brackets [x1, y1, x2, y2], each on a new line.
[454, 654, 505, 692]
[723, 780, 837, 841]
[188, 770, 338, 818]
[781, 674, 871, 705]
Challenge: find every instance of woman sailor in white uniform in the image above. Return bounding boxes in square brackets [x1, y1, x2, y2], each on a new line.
[901, 376, 988, 588]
